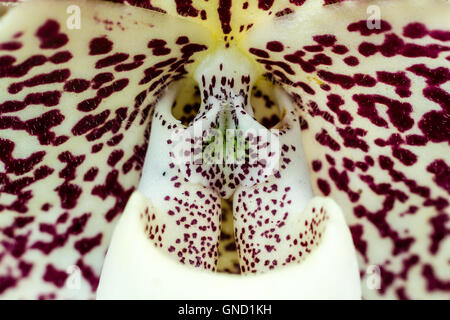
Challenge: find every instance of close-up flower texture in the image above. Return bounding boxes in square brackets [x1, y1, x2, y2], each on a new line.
[0, 0, 448, 300]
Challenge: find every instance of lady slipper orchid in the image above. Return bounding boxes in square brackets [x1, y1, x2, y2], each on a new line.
[0, 0, 448, 300]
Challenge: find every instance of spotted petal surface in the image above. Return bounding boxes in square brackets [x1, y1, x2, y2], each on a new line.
[240, 0, 450, 299]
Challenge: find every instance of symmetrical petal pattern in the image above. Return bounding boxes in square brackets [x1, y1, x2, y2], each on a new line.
[0, 0, 449, 300]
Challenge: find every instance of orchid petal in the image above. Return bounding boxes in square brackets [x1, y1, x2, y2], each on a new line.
[241, 0, 450, 299]
[0, 0, 213, 298]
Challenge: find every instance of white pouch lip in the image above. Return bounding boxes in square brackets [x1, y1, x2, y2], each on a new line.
[97, 191, 361, 300]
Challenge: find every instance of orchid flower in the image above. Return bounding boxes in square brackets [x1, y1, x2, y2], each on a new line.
[0, 0, 448, 300]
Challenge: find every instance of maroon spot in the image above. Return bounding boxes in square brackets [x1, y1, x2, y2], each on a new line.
[97, 79, 129, 98]
[406, 134, 427, 146]
[403, 22, 428, 39]
[89, 37, 113, 55]
[86, 108, 127, 142]
[275, 8, 294, 17]
[295, 81, 315, 95]
[315, 129, 341, 151]
[1, 109, 65, 145]
[304, 45, 323, 52]
[8, 69, 70, 94]
[122, 143, 146, 174]
[257, 59, 295, 75]
[176, 36, 189, 45]
[83, 167, 99, 182]
[148, 39, 171, 56]
[76, 259, 100, 292]
[284, 51, 315, 73]
[91, 143, 103, 153]
[180, 43, 207, 59]
[289, 0, 306, 6]
[317, 70, 354, 89]
[74, 233, 102, 255]
[337, 127, 369, 152]
[92, 72, 114, 89]
[266, 41, 284, 52]
[119, 0, 165, 12]
[91, 169, 135, 222]
[68, 213, 91, 236]
[139, 67, 163, 85]
[332, 45, 348, 54]
[427, 160, 450, 194]
[217, 0, 232, 34]
[53, 135, 68, 146]
[343, 158, 355, 171]
[308, 53, 332, 66]
[329, 167, 360, 203]
[36, 20, 68, 49]
[108, 149, 124, 167]
[392, 148, 417, 166]
[423, 86, 449, 112]
[407, 64, 450, 86]
[312, 160, 322, 172]
[326, 94, 352, 125]
[358, 42, 378, 57]
[377, 71, 411, 98]
[64, 78, 90, 93]
[350, 225, 367, 262]
[343, 56, 359, 66]
[404, 22, 450, 41]
[422, 264, 450, 291]
[312, 34, 337, 47]
[18, 261, 32, 277]
[107, 133, 124, 146]
[72, 110, 110, 137]
[55, 182, 82, 209]
[115, 58, 144, 72]
[49, 51, 72, 64]
[317, 179, 331, 196]
[359, 33, 450, 59]
[428, 213, 450, 256]
[430, 30, 450, 42]
[0, 275, 17, 294]
[58, 151, 85, 181]
[0, 54, 47, 78]
[77, 97, 102, 112]
[249, 48, 270, 58]
[258, 0, 274, 11]
[95, 53, 129, 69]
[353, 94, 414, 132]
[43, 264, 68, 288]
[353, 73, 376, 87]
[0, 41, 22, 51]
[419, 111, 449, 143]
[175, 0, 199, 17]
[24, 91, 61, 107]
